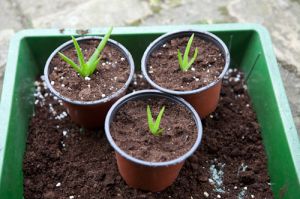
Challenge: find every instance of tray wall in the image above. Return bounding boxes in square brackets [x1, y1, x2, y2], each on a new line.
[0, 24, 299, 199]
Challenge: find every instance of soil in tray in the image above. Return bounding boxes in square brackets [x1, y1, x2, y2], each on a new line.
[49, 39, 130, 101]
[24, 71, 273, 199]
[110, 96, 197, 162]
[147, 36, 225, 91]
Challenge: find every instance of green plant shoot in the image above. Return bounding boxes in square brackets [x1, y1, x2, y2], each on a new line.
[177, 33, 198, 71]
[58, 27, 113, 77]
[147, 105, 165, 136]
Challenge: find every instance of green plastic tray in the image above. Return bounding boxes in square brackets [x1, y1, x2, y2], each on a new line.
[0, 24, 299, 199]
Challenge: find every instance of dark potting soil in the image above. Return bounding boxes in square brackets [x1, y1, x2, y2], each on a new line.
[49, 39, 130, 101]
[23, 69, 273, 199]
[110, 97, 197, 162]
[147, 36, 225, 91]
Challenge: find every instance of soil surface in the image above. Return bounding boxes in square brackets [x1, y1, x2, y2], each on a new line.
[147, 36, 225, 91]
[24, 70, 273, 199]
[49, 39, 130, 101]
[110, 97, 197, 162]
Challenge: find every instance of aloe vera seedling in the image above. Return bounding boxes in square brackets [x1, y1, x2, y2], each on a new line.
[147, 105, 165, 136]
[177, 33, 198, 71]
[58, 27, 113, 77]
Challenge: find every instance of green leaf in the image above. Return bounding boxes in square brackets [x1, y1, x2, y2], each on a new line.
[147, 105, 165, 136]
[183, 33, 194, 65]
[147, 105, 155, 133]
[71, 36, 85, 69]
[59, 27, 113, 78]
[177, 49, 183, 70]
[87, 26, 113, 66]
[58, 52, 81, 74]
[177, 33, 198, 71]
[154, 106, 165, 133]
[87, 56, 101, 77]
[187, 47, 198, 69]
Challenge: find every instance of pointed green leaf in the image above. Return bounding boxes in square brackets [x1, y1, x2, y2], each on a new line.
[147, 105, 155, 133]
[71, 36, 86, 69]
[154, 106, 165, 134]
[177, 49, 184, 70]
[58, 52, 81, 74]
[87, 26, 113, 66]
[186, 47, 198, 70]
[183, 33, 194, 65]
[86, 56, 101, 77]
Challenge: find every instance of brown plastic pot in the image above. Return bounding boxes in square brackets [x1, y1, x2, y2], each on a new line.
[44, 36, 135, 128]
[105, 90, 203, 192]
[141, 30, 230, 118]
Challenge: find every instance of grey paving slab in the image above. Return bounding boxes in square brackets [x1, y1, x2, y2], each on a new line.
[0, 29, 15, 96]
[17, 0, 153, 28]
[0, 0, 24, 30]
[280, 65, 300, 132]
[228, 0, 300, 75]
[141, 0, 234, 25]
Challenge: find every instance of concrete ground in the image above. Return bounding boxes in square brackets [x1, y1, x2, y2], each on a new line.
[0, 0, 299, 133]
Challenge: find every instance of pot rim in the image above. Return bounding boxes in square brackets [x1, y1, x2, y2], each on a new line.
[44, 36, 135, 106]
[141, 29, 230, 95]
[104, 89, 203, 167]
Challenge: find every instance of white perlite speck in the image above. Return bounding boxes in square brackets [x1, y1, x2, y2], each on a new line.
[101, 94, 106, 98]
[121, 57, 125, 61]
[63, 130, 67, 136]
[217, 194, 221, 198]
[56, 182, 61, 187]
[69, 196, 74, 199]
[85, 77, 91, 81]
[203, 192, 209, 197]
[51, 81, 55, 85]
